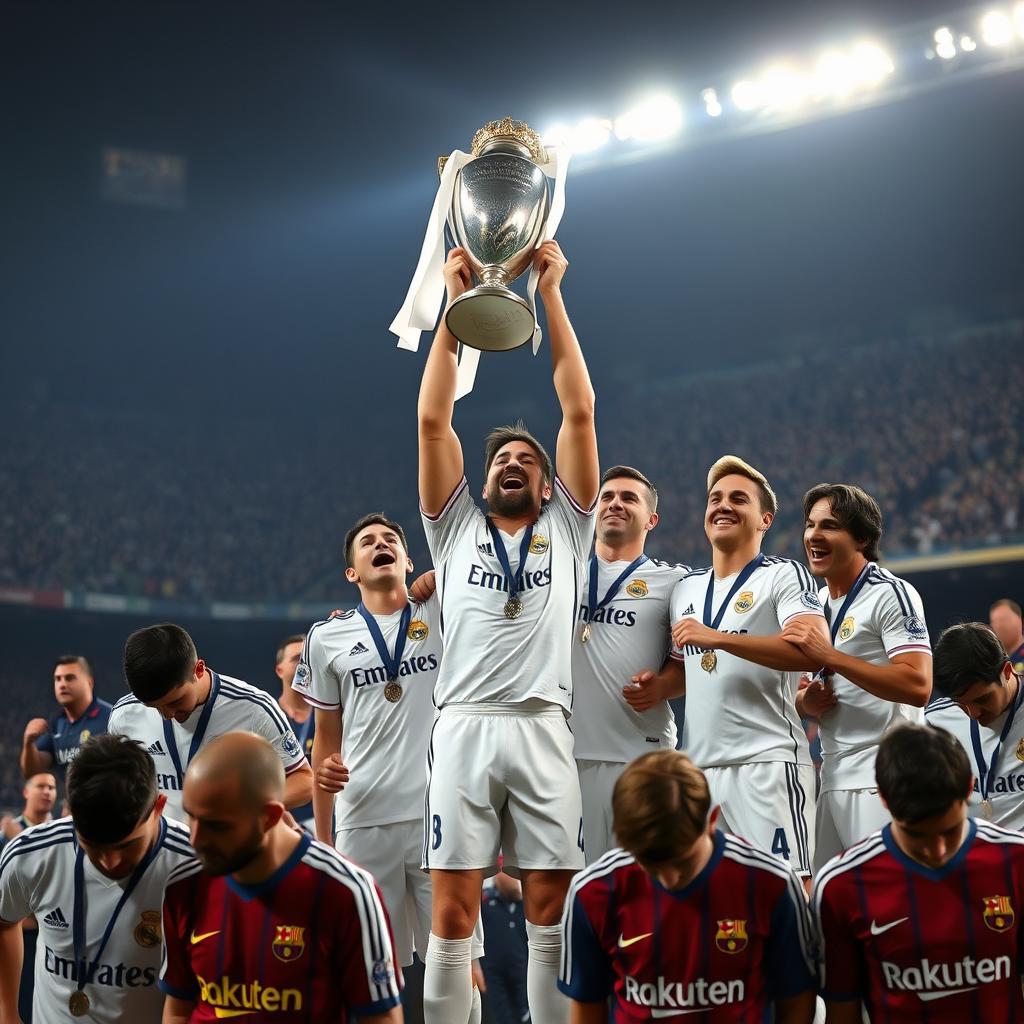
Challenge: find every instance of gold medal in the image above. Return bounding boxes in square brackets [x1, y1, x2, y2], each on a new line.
[580, 622, 592, 644]
[701, 650, 717, 673]
[384, 681, 403, 703]
[69, 991, 90, 1017]
[981, 798, 993, 819]
[504, 596, 523, 619]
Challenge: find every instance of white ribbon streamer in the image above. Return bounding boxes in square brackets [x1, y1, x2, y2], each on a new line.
[390, 146, 570, 400]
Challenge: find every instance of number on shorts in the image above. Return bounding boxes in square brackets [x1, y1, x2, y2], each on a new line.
[771, 827, 791, 860]
[431, 814, 442, 850]
[577, 818, 585, 852]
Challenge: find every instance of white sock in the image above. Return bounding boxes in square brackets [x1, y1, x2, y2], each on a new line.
[526, 921, 569, 1024]
[423, 932, 473, 1024]
[468, 980, 482, 1024]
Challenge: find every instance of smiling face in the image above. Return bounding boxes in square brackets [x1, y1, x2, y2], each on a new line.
[704, 473, 772, 552]
[345, 522, 412, 591]
[597, 476, 658, 547]
[483, 440, 551, 518]
[804, 496, 867, 580]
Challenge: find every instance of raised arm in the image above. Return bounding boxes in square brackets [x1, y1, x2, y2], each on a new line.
[20, 718, 53, 779]
[418, 249, 469, 516]
[536, 242, 599, 510]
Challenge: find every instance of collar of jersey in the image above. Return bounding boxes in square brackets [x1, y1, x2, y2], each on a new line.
[881, 818, 977, 882]
[227, 831, 311, 901]
[652, 829, 725, 900]
[63, 697, 100, 726]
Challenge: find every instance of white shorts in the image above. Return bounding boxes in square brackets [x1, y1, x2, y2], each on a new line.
[576, 759, 627, 865]
[707, 762, 816, 876]
[814, 788, 891, 873]
[423, 703, 585, 876]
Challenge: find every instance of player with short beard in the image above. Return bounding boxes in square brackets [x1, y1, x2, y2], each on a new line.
[417, 241, 598, 1024]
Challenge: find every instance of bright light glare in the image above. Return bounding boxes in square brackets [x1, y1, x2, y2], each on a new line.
[852, 41, 895, 85]
[540, 124, 569, 148]
[731, 79, 761, 111]
[960, 34, 978, 50]
[701, 88, 723, 117]
[1016, 3, 1024, 36]
[815, 50, 859, 97]
[934, 26, 957, 59]
[760, 65, 810, 109]
[981, 10, 1015, 45]
[568, 118, 612, 153]
[613, 95, 683, 142]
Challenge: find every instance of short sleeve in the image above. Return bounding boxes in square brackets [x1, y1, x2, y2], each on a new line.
[0, 838, 33, 923]
[764, 874, 818, 999]
[810, 874, 864, 1001]
[248, 700, 307, 774]
[543, 477, 597, 562]
[158, 877, 200, 999]
[420, 478, 480, 566]
[557, 886, 612, 1002]
[668, 578, 693, 662]
[876, 581, 931, 658]
[333, 870, 403, 1015]
[295, 626, 342, 711]
[772, 561, 827, 627]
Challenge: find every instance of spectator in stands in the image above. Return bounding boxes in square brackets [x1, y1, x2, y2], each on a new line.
[19, 656, 111, 785]
[989, 598, 1024, 672]
[480, 867, 530, 1024]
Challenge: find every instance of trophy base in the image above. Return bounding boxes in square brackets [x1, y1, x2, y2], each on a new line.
[445, 287, 536, 353]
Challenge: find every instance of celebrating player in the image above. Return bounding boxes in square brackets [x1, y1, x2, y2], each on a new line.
[791, 483, 932, 869]
[571, 466, 688, 863]
[275, 633, 315, 830]
[160, 732, 402, 1023]
[416, 241, 598, 1024]
[629, 456, 826, 876]
[108, 623, 312, 821]
[0, 734, 193, 1023]
[559, 750, 816, 1023]
[812, 722, 1024, 1022]
[20, 655, 111, 784]
[926, 622, 1024, 828]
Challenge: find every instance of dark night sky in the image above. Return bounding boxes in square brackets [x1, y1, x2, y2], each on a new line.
[3, 0, 1023, 426]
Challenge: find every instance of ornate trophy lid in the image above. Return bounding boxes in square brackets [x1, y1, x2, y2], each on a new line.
[470, 117, 545, 163]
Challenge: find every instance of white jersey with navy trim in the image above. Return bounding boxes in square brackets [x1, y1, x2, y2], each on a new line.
[818, 565, 931, 793]
[669, 556, 823, 768]
[108, 671, 306, 823]
[0, 816, 194, 1024]
[571, 556, 689, 762]
[294, 595, 441, 830]
[926, 694, 1024, 829]
[422, 476, 595, 710]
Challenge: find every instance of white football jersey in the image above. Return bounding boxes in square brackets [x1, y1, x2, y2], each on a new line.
[108, 671, 307, 822]
[295, 596, 441, 830]
[669, 556, 823, 768]
[0, 816, 193, 1024]
[571, 556, 689, 762]
[926, 693, 1024, 830]
[422, 477, 595, 710]
[817, 565, 931, 793]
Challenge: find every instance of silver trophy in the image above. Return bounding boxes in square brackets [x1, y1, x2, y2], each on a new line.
[439, 118, 550, 352]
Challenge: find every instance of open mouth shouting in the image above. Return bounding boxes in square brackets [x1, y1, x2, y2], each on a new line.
[371, 550, 397, 569]
[500, 469, 528, 493]
[806, 543, 831, 572]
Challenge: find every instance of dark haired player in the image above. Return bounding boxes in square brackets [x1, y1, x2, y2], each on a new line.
[160, 732, 402, 1023]
[812, 722, 1024, 1022]
[21, 655, 111, 783]
[927, 622, 1024, 829]
[417, 241, 598, 1024]
[275, 633, 315, 829]
[0, 735, 193, 1023]
[788, 483, 932, 869]
[108, 623, 312, 821]
[559, 750, 816, 1023]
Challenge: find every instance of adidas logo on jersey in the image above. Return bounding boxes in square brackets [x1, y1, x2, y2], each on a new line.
[681, 603, 695, 615]
[146, 740, 167, 756]
[477, 542, 493, 556]
[350, 642, 369, 656]
[43, 907, 70, 929]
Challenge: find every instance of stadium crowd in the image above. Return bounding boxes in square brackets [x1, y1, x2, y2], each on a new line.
[1, 319, 1020, 607]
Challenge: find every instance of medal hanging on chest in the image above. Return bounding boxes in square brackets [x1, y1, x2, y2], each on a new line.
[579, 621, 592, 644]
[68, 992, 90, 1017]
[699, 554, 764, 674]
[487, 518, 534, 623]
[969, 678, 1024, 825]
[357, 602, 413, 703]
[384, 681, 403, 703]
[504, 596, 524, 619]
[700, 650, 717, 673]
[579, 554, 648, 648]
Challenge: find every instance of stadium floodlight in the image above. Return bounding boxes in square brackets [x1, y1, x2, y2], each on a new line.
[760, 64, 810, 109]
[540, 124, 569, 149]
[981, 9, 1015, 45]
[1016, 2, 1024, 36]
[934, 26, 958, 58]
[815, 50, 860, 97]
[851, 41, 895, 85]
[701, 88, 723, 117]
[731, 79, 762, 111]
[960, 34, 978, 50]
[613, 95, 683, 142]
[568, 117, 612, 153]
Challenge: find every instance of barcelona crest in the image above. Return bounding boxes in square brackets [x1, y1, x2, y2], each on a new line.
[983, 896, 1014, 933]
[272, 925, 306, 962]
[733, 591, 755, 614]
[715, 919, 748, 954]
[626, 580, 648, 598]
[529, 534, 549, 554]
[407, 619, 429, 642]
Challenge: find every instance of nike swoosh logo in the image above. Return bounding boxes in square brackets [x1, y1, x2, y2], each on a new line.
[190, 930, 220, 945]
[869, 917, 908, 935]
[917, 986, 977, 1001]
[618, 932, 653, 948]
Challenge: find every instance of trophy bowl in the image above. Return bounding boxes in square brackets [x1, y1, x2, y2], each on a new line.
[443, 118, 550, 352]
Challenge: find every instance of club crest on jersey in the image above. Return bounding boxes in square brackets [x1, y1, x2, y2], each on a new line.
[904, 615, 927, 640]
[1016, 739, 1024, 763]
[529, 534, 549, 554]
[272, 925, 306, 962]
[407, 619, 429, 642]
[372, 956, 394, 985]
[282, 733, 301, 757]
[715, 919, 747, 954]
[134, 910, 161, 948]
[80, 730, 91, 744]
[983, 895, 1015, 932]
[293, 663, 312, 691]
[800, 591, 822, 611]
[733, 591, 755, 614]
[626, 580, 648, 599]
[838, 616, 855, 642]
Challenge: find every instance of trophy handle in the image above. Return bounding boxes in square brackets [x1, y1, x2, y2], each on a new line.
[437, 155, 448, 179]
